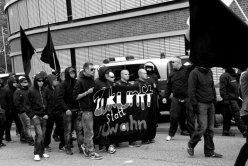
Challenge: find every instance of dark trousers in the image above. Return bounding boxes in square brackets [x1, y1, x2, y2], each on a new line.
[188, 102, 215, 155]
[0, 113, 6, 143]
[33, 117, 47, 156]
[44, 113, 65, 148]
[234, 115, 248, 166]
[222, 100, 247, 134]
[64, 111, 84, 150]
[169, 97, 195, 137]
[5, 112, 23, 140]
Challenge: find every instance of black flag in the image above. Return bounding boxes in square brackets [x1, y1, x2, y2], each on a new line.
[41, 24, 60, 71]
[189, 0, 248, 70]
[20, 26, 35, 75]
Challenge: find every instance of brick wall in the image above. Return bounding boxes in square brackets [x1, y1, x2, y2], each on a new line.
[10, 8, 190, 53]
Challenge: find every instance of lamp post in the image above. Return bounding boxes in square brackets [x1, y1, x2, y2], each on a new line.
[1, 27, 7, 73]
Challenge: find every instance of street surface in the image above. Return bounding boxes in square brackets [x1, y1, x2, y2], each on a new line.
[0, 124, 245, 166]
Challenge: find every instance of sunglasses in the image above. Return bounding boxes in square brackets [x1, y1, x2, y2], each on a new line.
[37, 80, 44, 82]
[110, 76, 115, 78]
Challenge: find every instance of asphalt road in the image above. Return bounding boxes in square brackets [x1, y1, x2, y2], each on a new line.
[0, 127, 245, 166]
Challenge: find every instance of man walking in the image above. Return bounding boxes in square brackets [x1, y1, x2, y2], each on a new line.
[164, 57, 195, 141]
[73, 62, 102, 160]
[187, 66, 222, 158]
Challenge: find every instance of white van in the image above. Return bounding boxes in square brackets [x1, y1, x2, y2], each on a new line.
[95, 56, 190, 113]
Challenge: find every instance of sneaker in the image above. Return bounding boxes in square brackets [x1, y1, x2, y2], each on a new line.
[41, 153, 50, 158]
[0, 142, 6, 147]
[89, 152, 103, 160]
[108, 145, 116, 154]
[34, 155, 40, 161]
[65, 148, 73, 155]
[205, 152, 223, 158]
[187, 143, 194, 156]
[80, 144, 89, 157]
[45, 146, 52, 152]
[129, 141, 141, 148]
[59, 146, 66, 151]
[166, 136, 173, 141]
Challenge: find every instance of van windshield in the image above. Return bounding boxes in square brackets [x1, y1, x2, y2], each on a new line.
[108, 64, 160, 82]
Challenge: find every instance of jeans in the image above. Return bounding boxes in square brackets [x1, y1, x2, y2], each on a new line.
[5, 111, 23, 140]
[169, 97, 195, 137]
[188, 102, 215, 155]
[0, 113, 6, 143]
[33, 117, 47, 156]
[222, 100, 247, 134]
[44, 113, 64, 148]
[18, 113, 33, 142]
[63, 111, 84, 150]
[234, 115, 248, 166]
[82, 111, 94, 153]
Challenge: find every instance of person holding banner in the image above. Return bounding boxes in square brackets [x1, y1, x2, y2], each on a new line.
[73, 62, 103, 160]
[94, 66, 116, 154]
[134, 69, 156, 144]
[116, 69, 141, 147]
[187, 66, 222, 158]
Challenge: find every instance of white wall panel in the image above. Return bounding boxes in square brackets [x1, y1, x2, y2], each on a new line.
[121, 0, 140, 10]
[8, 4, 19, 33]
[85, 0, 102, 17]
[39, 0, 55, 25]
[75, 47, 89, 71]
[18, 0, 29, 29]
[141, 0, 160, 6]
[102, 0, 121, 14]
[54, 0, 67, 22]
[57, 49, 71, 71]
[89, 46, 104, 65]
[30, 53, 51, 78]
[13, 55, 24, 73]
[71, 0, 86, 19]
[27, 0, 40, 28]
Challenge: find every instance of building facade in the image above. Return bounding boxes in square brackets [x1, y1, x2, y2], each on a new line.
[4, 0, 248, 83]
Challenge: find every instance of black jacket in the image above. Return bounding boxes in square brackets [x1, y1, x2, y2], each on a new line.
[58, 67, 79, 112]
[26, 75, 49, 119]
[73, 72, 95, 110]
[188, 66, 216, 106]
[0, 85, 8, 113]
[13, 86, 31, 114]
[46, 75, 62, 115]
[116, 80, 131, 86]
[94, 66, 110, 90]
[4, 77, 17, 113]
[219, 71, 240, 100]
[165, 65, 194, 99]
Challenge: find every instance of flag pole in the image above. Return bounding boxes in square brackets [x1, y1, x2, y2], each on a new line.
[52, 52, 57, 71]
[1, 27, 8, 73]
[234, 0, 248, 22]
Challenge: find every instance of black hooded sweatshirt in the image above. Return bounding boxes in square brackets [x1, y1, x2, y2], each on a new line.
[26, 73, 49, 119]
[58, 67, 79, 112]
[4, 76, 17, 114]
[0, 79, 8, 113]
[188, 66, 216, 107]
[73, 71, 95, 111]
[94, 66, 110, 90]
[13, 85, 31, 114]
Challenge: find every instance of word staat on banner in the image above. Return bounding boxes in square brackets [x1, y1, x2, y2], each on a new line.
[93, 84, 157, 145]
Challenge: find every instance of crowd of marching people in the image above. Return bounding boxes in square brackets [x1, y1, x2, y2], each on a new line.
[0, 61, 159, 161]
[0, 58, 248, 165]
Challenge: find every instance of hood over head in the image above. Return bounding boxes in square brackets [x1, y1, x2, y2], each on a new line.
[98, 66, 110, 80]
[64, 67, 76, 82]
